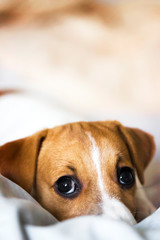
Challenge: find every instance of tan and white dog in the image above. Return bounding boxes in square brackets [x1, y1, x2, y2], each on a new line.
[0, 118, 156, 225]
[0, 0, 158, 225]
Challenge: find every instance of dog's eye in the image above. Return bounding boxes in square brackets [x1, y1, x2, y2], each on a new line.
[54, 176, 81, 198]
[117, 167, 135, 189]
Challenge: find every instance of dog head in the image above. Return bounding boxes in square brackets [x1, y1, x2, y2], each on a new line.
[0, 121, 155, 224]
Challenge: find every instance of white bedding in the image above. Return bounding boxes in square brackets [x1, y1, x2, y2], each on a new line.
[0, 174, 160, 240]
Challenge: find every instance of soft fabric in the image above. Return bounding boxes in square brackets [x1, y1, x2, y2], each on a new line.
[0, 174, 160, 240]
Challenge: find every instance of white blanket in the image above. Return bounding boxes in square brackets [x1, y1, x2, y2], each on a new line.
[0, 175, 160, 240]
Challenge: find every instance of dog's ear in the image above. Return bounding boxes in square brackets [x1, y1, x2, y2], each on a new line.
[0, 129, 48, 193]
[117, 124, 155, 184]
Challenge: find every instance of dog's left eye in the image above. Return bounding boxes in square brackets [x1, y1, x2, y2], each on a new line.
[117, 167, 135, 189]
[54, 176, 81, 198]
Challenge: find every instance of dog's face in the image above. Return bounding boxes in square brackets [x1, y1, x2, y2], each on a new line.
[0, 121, 155, 224]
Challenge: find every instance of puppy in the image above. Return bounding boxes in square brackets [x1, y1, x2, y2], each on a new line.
[0, 121, 156, 224]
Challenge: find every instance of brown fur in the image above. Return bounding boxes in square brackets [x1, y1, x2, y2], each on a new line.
[0, 0, 119, 25]
[0, 121, 155, 221]
[0, 89, 19, 96]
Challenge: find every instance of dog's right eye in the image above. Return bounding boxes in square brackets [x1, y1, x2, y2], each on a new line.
[54, 176, 81, 198]
[117, 167, 135, 189]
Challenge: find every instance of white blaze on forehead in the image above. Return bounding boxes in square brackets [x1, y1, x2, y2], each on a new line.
[86, 132, 106, 200]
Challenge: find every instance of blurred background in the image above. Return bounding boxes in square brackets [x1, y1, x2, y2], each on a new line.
[0, 0, 160, 206]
